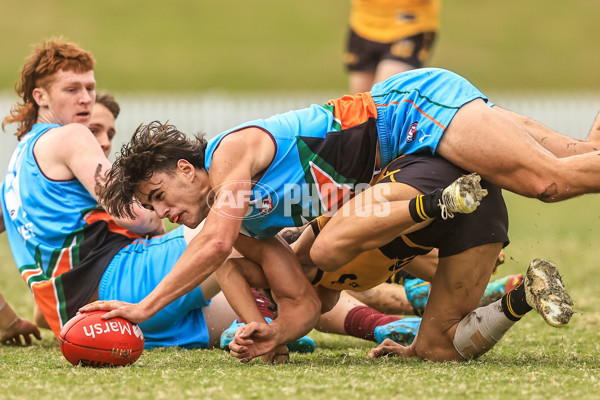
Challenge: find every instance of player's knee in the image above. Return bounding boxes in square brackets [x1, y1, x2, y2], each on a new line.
[508, 172, 564, 203]
[527, 178, 567, 203]
[535, 180, 566, 202]
[309, 240, 341, 272]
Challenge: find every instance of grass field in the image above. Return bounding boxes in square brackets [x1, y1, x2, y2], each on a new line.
[1, 192, 599, 400]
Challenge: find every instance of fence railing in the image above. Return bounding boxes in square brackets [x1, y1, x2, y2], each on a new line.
[1, 91, 599, 176]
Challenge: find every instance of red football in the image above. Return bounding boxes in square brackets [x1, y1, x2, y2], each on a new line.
[59, 310, 144, 367]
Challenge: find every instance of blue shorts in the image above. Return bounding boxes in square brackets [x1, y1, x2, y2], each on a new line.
[98, 226, 210, 349]
[371, 68, 489, 167]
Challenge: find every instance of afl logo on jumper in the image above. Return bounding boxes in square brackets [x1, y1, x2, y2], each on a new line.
[406, 122, 418, 142]
[259, 194, 274, 215]
[208, 180, 279, 220]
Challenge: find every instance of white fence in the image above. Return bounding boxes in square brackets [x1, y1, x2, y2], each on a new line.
[1, 91, 599, 176]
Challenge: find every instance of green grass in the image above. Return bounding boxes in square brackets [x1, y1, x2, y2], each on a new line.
[1, 192, 600, 399]
[1, 0, 600, 93]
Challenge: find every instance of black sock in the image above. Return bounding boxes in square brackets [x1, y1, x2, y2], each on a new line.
[386, 269, 417, 284]
[501, 284, 532, 321]
[408, 189, 443, 222]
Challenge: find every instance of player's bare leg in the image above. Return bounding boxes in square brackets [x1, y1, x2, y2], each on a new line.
[316, 290, 363, 335]
[437, 99, 600, 201]
[370, 242, 502, 361]
[492, 106, 600, 157]
[289, 225, 417, 315]
[369, 248, 574, 361]
[412, 243, 502, 360]
[311, 181, 420, 271]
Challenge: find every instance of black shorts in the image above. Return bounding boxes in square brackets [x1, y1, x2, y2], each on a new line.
[344, 28, 437, 72]
[377, 154, 510, 258]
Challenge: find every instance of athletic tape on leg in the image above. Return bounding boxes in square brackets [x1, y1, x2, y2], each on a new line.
[453, 300, 516, 359]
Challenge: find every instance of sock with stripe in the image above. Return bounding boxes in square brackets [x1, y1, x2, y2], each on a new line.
[500, 283, 532, 321]
[408, 189, 443, 222]
[343, 305, 401, 342]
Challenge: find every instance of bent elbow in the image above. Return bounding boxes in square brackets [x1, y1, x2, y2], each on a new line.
[207, 239, 234, 262]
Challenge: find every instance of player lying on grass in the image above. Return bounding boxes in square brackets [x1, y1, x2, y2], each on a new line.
[212, 163, 487, 358]
[82, 66, 597, 360]
[79, 119, 487, 356]
[216, 224, 518, 353]
[218, 153, 572, 362]
[218, 257, 521, 352]
[220, 174, 520, 352]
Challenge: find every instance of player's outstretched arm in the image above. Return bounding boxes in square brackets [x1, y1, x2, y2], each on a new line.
[81, 128, 267, 323]
[79, 189, 248, 323]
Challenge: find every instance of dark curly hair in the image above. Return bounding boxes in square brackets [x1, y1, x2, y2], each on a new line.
[100, 121, 207, 218]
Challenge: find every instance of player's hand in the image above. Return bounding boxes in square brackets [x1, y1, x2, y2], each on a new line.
[228, 321, 283, 363]
[78, 300, 151, 324]
[0, 318, 42, 346]
[368, 339, 415, 358]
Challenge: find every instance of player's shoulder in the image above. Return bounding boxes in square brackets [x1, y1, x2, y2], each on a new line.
[41, 122, 92, 141]
[214, 127, 275, 162]
[35, 123, 96, 159]
[59, 122, 93, 136]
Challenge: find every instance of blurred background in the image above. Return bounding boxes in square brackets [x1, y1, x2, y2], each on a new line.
[1, 0, 600, 175]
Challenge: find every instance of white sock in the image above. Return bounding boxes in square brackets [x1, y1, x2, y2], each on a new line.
[453, 299, 517, 359]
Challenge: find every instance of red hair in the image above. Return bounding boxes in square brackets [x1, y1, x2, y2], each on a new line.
[2, 37, 95, 140]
